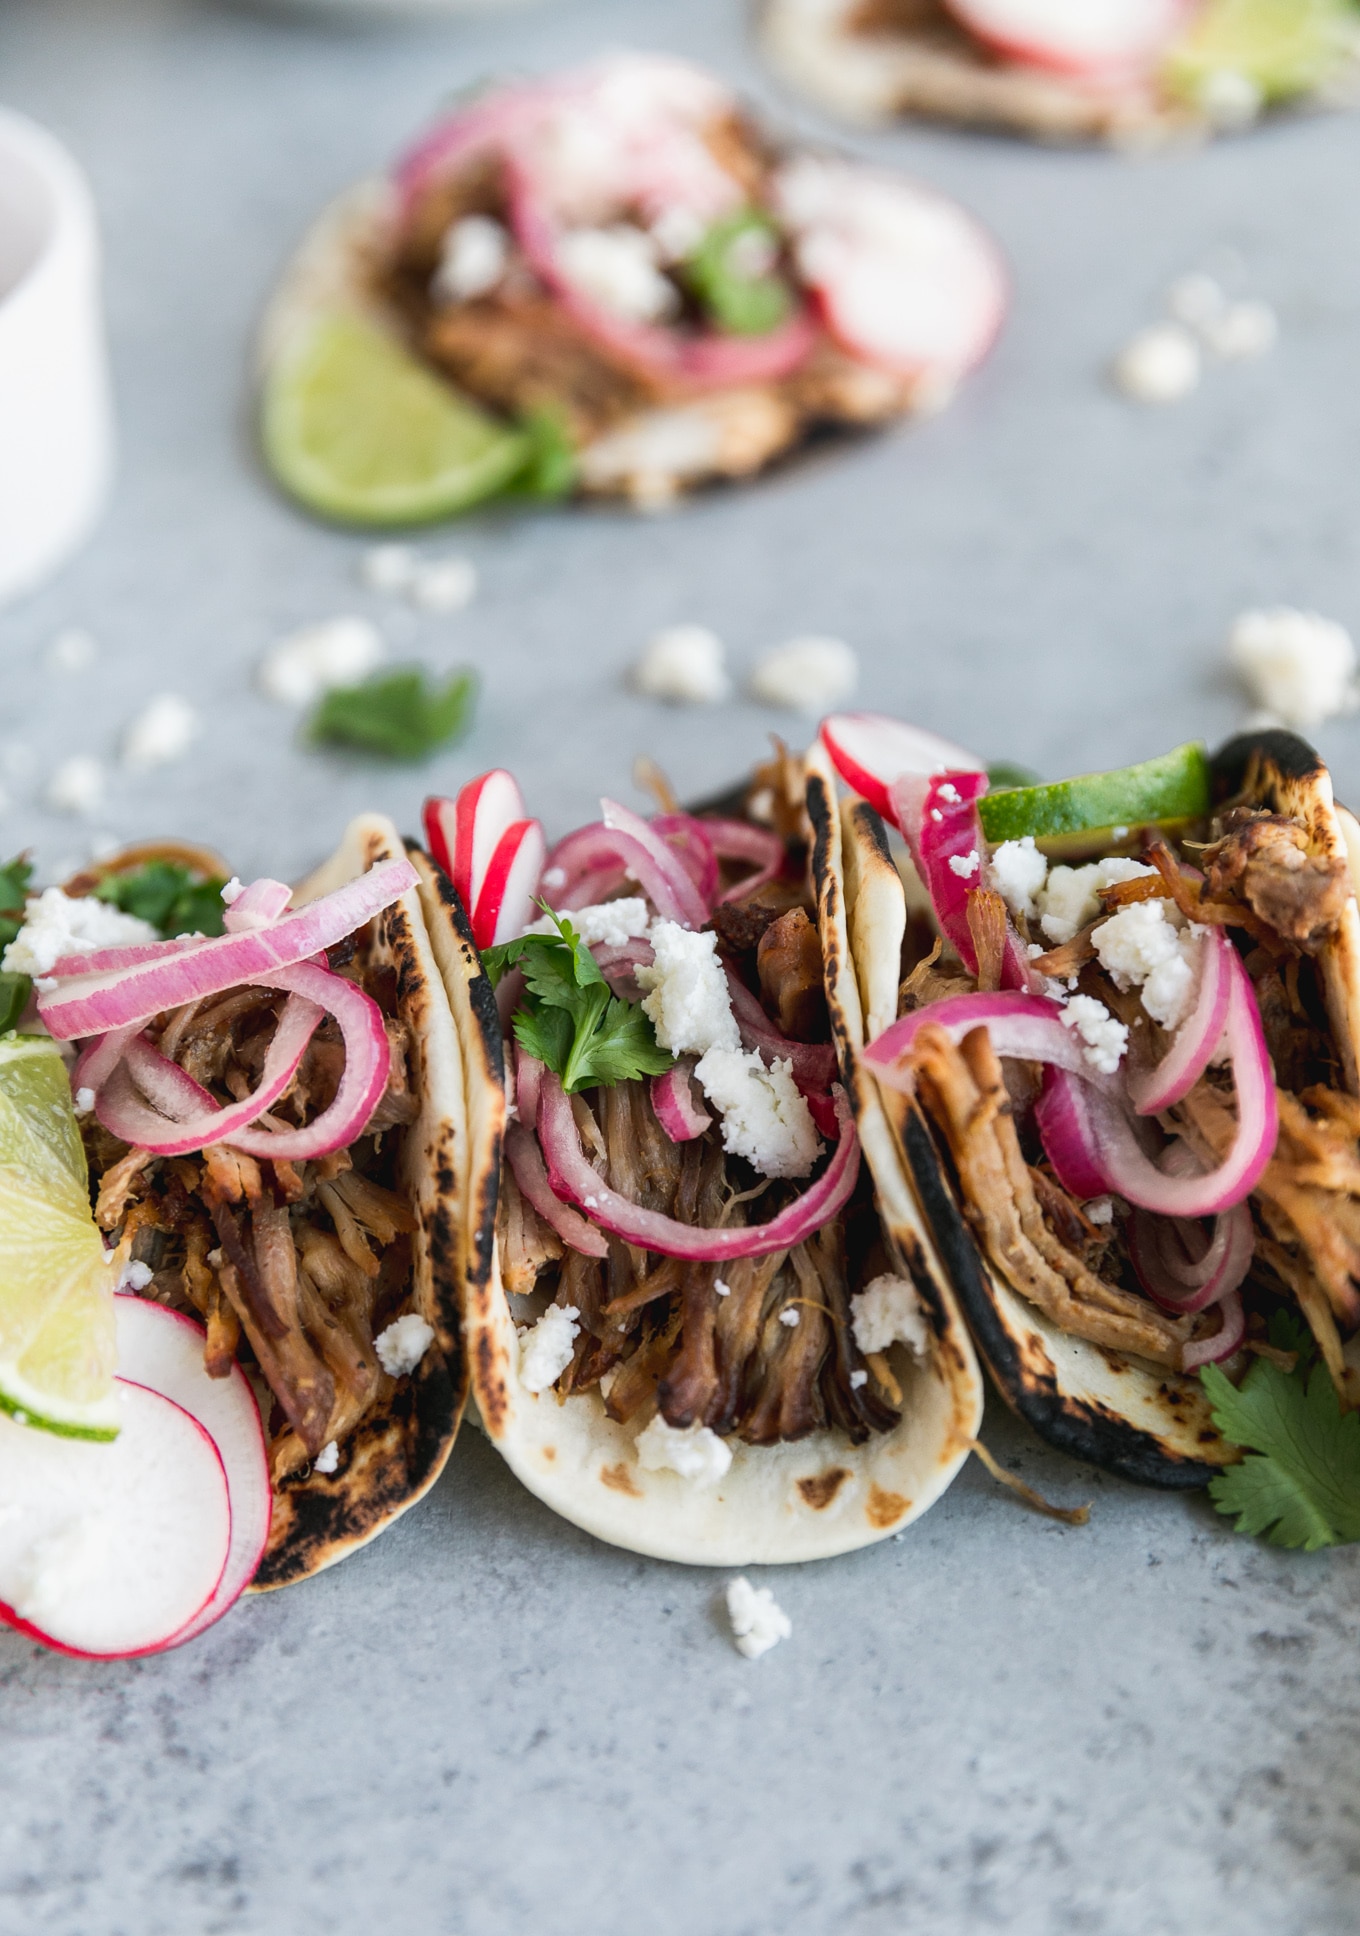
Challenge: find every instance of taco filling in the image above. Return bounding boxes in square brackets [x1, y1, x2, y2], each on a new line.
[427, 752, 949, 1482]
[4, 825, 464, 1591]
[762, 0, 1359, 145]
[826, 715, 1360, 1422]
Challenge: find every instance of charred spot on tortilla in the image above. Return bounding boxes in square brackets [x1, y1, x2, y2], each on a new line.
[68, 817, 468, 1592]
[409, 743, 984, 1563]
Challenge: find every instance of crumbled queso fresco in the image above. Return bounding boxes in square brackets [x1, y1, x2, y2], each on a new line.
[531, 898, 651, 949]
[635, 1414, 733, 1485]
[2, 888, 157, 980]
[849, 1275, 929, 1358]
[1092, 902, 1204, 1031]
[991, 849, 1155, 948]
[1227, 607, 1357, 731]
[518, 1304, 581, 1394]
[258, 615, 385, 707]
[746, 636, 858, 713]
[630, 624, 731, 705]
[374, 1312, 435, 1380]
[1059, 994, 1129, 1076]
[725, 1576, 792, 1660]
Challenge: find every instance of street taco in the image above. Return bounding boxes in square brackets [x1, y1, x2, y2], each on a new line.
[257, 51, 1005, 522]
[820, 712, 1360, 1487]
[760, 0, 1359, 145]
[412, 749, 983, 1565]
[5, 818, 468, 1610]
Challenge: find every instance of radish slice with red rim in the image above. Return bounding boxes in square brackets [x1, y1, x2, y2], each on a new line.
[819, 712, 983, 823]
[472, 819, 548, 950]
[0, 1382, 230, 1659]
[114, 1296, 270, 1643]
[945, 0, 1186, 78]
[774, 159, 1007, 380]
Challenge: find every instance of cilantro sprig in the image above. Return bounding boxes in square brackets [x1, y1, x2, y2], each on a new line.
[1203, 1315, 1360, 1550]
[308, 666, 477, 761]
[94, 861, 227, 938]
[483, 908, 673, 1095]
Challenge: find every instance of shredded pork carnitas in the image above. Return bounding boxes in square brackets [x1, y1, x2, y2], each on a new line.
[902, 784, 1360, 1397]
[500, 848, 904, 1445]
[85, 948, 422, 1480]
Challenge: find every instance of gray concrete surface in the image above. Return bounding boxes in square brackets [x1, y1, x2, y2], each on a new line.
[1, 3, 1359, 1931]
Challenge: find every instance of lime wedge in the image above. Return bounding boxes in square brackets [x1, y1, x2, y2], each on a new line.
[261, 313, 531, 526]
[1166, 0, 1352, 107]
[0, 1036, 119, 1440]
[978, 743, 1212, 852]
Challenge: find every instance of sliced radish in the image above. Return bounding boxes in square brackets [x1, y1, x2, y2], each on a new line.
[774, 158, 1006, 381]
[471, 819, 548, 950]
[820, 712, 984, 822]
[945, 0, 1185, 78]
[424, 771, 526, 918]
[114, 1295, 271, 1644]
[0, 1382, 230, 1659]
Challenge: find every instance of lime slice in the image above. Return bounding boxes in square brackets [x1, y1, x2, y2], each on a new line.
[1166, 0, 1352, 108]
[261, 313, 531, 526]
[0, 1036, 119, 1440]
[977, 743, 1211, 851]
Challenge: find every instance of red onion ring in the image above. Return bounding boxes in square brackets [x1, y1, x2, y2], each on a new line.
[863, 988, 1120, 1097]
[703, 818, 786, 904]
[601, 800, 709, 927]
[94, 995, 324, 1158]
[1127, 926, 1231, 1116]
[651, 1059, 712, 1143]
[505, 1121, 609, 1260]
[1035, 950, 1276, 1218]
[1127, 1201, 1254, 1315]
[536, 1071, 860, 1261]
[724, 968, 839, 1091]
[39, 858, 417, 1040]
[223, 880, 292, 932]
[516, 1047, 543, 1134]
[541, 815, 704, 929]
[1181, 1290, 1246, 1369]
[650, 815, 719, 906]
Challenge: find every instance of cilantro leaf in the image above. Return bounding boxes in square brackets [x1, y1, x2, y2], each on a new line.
[0, 973, 29, 1034]
[308, 666, 477, 761]
[94, 861, 227, 939]
[0, 854, 33, 952]
[1203, 1357, 1360, 1550]
[482, 909, 673, 1094]
[684, 211, 792, 337]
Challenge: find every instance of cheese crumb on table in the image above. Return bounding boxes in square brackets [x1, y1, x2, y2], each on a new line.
[258, 616, 385, 707]
[747, 636, 857, 713]
[360, 543, 417, 593]
[44, 756, 105, 818]
[725, 1576, 791, 1660]
[121, 693, 201, 770]
[1060, 994, 1129, 1075]
[374, 1312, 435, 1380]
[2, 887, 156, 977]
[410, 556, 477, 615]
[630, 625, 730, 705]
[1202, 300, 1277, 362]
[636, 1415, 733, 1485]
[518, 1304, 580, 1394]
[850, 1275, 929, 1358]
[46, 627, 97, 674]
[1227, 607, 1356, 729]
[1112, 324, 1201, 404]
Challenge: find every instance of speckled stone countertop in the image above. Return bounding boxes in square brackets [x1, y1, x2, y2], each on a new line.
[1, 3, 1359, 1931]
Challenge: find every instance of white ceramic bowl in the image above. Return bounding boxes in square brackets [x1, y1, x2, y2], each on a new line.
[0, 110, 114, 609]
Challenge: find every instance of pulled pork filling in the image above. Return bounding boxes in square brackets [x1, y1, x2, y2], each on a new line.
[903, 786, 1360, 1393]
[82, 941, 422, 1482]
[499, 807, 908, 1447]
[384, 120, 908, 453]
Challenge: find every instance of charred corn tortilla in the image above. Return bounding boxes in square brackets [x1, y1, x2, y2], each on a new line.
[414, 763, 983, 1565]
[760, 0, 1356, 144]
[869, 730, 1360, 1485]
[84, 818, 470, 1591]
